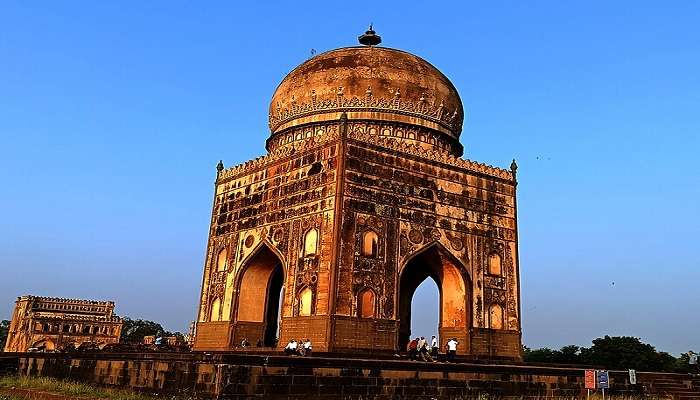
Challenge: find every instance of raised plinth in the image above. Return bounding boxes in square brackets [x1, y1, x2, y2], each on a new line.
[8, 352, 700, 399]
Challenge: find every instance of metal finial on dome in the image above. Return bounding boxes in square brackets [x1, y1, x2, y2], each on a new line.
[358, 24, 382, 46]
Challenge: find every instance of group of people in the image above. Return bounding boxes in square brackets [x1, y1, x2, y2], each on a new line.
[284, 338, 313, 356]
[406, 336, 459, 362]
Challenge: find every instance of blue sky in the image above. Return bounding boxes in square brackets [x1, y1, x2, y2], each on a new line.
[1, 1, 698, 355]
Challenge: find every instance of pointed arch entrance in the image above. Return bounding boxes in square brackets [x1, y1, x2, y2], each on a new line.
[235, 243, 285, 347]
[398, 242, 470, 352]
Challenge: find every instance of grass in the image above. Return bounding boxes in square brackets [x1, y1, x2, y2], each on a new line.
[0, 376, 159, 400]
[0, 395, 25, 400]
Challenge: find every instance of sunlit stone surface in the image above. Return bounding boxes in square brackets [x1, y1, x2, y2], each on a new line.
[194, 37, 522, 359]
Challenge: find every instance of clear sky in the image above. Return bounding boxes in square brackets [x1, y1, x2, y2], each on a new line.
[1, 1, 698, 355]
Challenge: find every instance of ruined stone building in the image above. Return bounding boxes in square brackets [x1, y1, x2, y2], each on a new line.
[3, 295, 123, 352]
[194, 28, 522, 359]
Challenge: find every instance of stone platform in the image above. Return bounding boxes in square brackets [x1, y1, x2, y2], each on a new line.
[2, 352, 699, 399]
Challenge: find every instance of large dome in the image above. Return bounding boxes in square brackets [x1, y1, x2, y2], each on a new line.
[268, 46, 464, 153]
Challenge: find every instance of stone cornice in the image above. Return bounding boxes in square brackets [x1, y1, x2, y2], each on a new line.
[218, 123, 512, 184]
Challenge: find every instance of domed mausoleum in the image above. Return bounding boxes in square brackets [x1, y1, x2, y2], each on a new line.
[194, 29, 522, 359]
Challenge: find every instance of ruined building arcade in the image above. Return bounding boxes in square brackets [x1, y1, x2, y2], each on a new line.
[3, 295, 123, 352]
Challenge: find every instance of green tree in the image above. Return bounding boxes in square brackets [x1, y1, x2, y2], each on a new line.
[523, 338, 694, 372]
[523, 346, 561, 363]
[0, 320, 9, 351]
[557, 345, 581, 364]
[119, 318, 167, 343]
[674, 351, 699, 373]
[579, 336, 673, 371]
[119, 317, 184, 344]
[170, 331, 186, 343]
[522, 345, 582, 364]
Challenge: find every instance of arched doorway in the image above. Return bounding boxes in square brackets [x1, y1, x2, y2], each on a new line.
[410, 278, 440, 342]
[236, 244, 285, 347]
[398, 243, 470, 352]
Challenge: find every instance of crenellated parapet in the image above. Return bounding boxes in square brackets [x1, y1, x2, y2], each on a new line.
[217, 121, 512, 185]
[216, 126, 340, 182]
[346, 126, 514, 181]
[20, 295, 115, 306]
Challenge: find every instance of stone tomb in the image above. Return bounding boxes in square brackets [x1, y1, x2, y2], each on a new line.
[194, 33, 521, 359]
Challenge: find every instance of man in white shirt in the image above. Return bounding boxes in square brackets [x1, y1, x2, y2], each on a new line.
[689, 351, 698, 374]
[284, 339, 298, 355]
[430, 336, 439, 358]
[446, 338, 459, 362]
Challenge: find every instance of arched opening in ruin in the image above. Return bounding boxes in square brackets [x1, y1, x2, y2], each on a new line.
[398, 243, 470, 353]
[410, 278, 439, 341]
[236, 244, 285, 347]
[358, 287, 377, 318]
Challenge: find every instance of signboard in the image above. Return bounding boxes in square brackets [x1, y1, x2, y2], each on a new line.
[585, 370, 597, 389]
[597, 370, 610, 389]
[629, 369, 637, 385]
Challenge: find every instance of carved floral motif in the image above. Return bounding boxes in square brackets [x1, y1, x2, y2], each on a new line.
[269, 90, 463, 136]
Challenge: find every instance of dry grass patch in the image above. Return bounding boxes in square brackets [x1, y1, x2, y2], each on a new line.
[0, 376, 156, 400]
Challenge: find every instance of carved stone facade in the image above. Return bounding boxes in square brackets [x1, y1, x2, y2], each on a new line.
[194, 42, 522, 359]
[3, 296, 122, 352]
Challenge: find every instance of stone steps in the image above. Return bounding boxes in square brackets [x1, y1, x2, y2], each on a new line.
[650, 378, 700, 400]
[641, 374, 700, 400]
[656, 384, 691, 389]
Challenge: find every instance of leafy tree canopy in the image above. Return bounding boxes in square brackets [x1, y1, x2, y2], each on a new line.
[0, 320, 9, 350]
[119, 317, 182, 344]
[524, 336, 696, 373]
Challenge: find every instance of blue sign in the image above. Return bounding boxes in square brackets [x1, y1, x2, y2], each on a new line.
[597, 370, 610, 389]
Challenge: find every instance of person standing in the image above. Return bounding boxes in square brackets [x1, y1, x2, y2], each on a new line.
[689, 351, 698, 374]
[417, 337, 426, 361]
[419, 337, 434, 362]
[446, 338, 459, 362]
[430, 335, 439, 358]
[407, 337, 419, 361]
